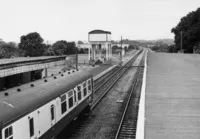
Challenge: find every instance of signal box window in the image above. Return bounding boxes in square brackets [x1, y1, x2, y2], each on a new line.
[61, 94, 67, 114]
[29, 118, 34, 137]
[78, 85, 82, 101]
[5, 126, 13, 139]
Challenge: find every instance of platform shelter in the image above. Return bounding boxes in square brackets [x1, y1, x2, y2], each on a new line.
[0, 56, 66, 91]
[88, 30, 112, 63]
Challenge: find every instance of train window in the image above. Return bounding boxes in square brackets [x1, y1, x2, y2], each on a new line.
[88, 84, 91, 92]
[83, 88, 87, 96]
[77, 85, 82, 101]
[61, 102, 67, 114]
[29, 118, 34, 137]
[77, 85, 81, 91]
[68, 90, 73, 98]
[61, 94, 66, 102]
[68, 97, 73, 108]
[74, 89, 77, 102]
[67, 90, 74, 108]
[51, 105, 55, 120]
[88, 79, 91, 85]
[83, 82, 86, 88]
[88, 79, 92, 92]
[78, 90, 81, 101]
[83, 82, 87, 96]
[5, 126, 13, 139]
[61, 94, 67, 114]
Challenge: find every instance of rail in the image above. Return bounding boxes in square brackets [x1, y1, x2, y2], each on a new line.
[91, 50, 143, 109]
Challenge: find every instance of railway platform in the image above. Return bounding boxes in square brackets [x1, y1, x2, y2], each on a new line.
[137, 53, 200, 139]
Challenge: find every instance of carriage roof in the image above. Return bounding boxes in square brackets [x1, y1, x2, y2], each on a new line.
[0, 71, 92, 127]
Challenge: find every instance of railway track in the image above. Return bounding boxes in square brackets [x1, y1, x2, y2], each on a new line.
[93, 66, 119, 92]
[93, 50, 142, 92]
[92, 51, 143, 108]
[93, 50, 142, 97]
[114, 64, 144, 139]
[57, 50, 144, 139]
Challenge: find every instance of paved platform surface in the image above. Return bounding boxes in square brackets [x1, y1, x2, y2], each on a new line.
[145, 53, 200, 139]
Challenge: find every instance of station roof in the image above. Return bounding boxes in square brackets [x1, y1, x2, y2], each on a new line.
[89, 30, 111, 34]
[0, 56, 66, 77]
[0, 56, 66, 67]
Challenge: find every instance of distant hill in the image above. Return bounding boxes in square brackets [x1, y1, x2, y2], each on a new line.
[111, 39, 173, 47]
[159, 39, 174, 45]
[77, 38, 174, 47]
[136, 39, 174, 45]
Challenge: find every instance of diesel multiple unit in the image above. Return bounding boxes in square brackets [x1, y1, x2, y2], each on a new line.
[0, 70, 93, 139]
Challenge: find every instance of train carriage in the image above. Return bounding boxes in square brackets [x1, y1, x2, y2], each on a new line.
[0, 71, 93, 139]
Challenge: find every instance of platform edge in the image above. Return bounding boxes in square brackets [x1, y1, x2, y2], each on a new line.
[136, 50, 147, 139]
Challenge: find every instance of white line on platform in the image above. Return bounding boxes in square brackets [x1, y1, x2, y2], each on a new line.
[136, 50, 147, 139]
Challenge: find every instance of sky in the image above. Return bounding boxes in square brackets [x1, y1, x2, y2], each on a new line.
[0, 0, 199, 43]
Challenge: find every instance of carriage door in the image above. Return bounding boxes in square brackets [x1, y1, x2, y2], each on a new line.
[50, 104, 56, 126]
[74, 87, 78, 105]
[29, 117, 36, 139]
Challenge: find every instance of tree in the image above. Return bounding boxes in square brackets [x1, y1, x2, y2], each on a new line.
[77, 40, 84, 44]
[171, 8, 200, 53]
[151, 45, 159, 52]
[43, 44, 52, 56]
[65, 42, 77, 55]
[168, 45, 177, 53]
[19, 32, 46, 56]
[0, 40, 24, 58]
[51, 40, 67, 55]
[49, 41, 77, 55]
[112, 45, 120, 53]
[128, 45, 136, 50]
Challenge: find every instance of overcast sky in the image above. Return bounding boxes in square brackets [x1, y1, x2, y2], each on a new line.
[0, 0, 199, 43]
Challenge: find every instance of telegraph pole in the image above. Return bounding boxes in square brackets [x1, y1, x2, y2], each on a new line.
[121, 36, 123, 66]
[76, 46, 78, 70]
